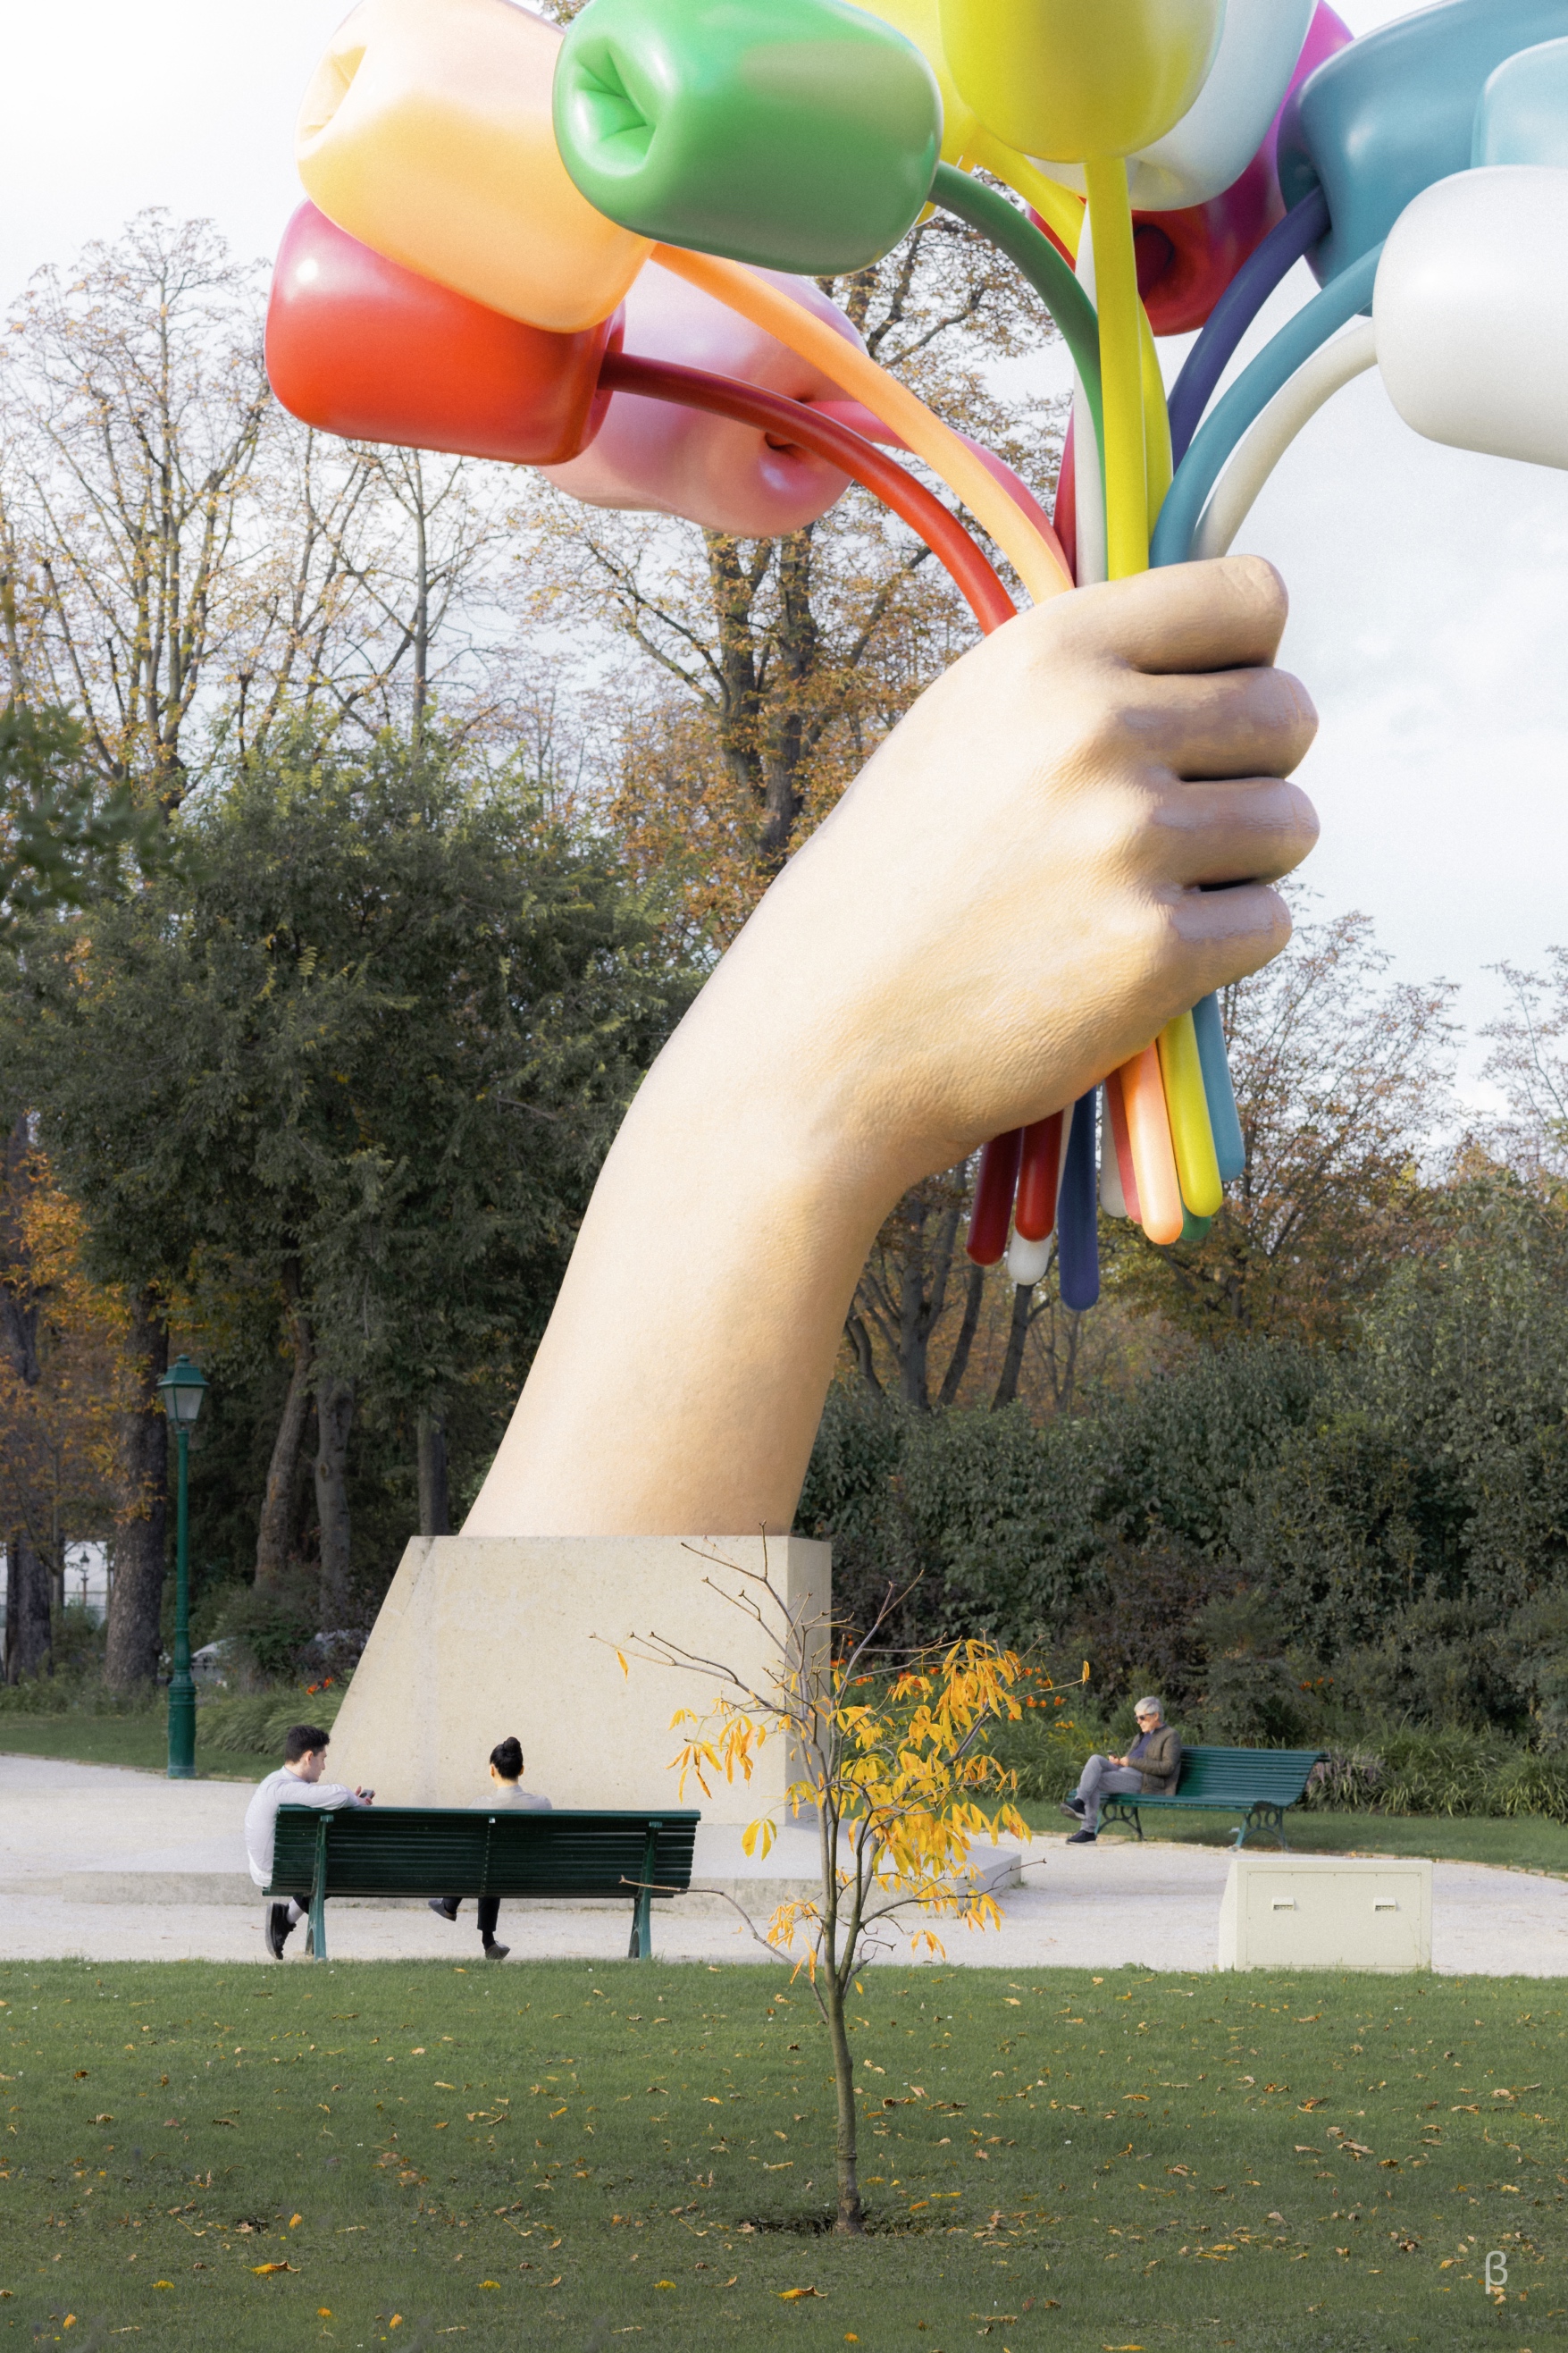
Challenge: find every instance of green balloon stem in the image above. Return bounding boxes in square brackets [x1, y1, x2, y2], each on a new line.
[930, 163, 1104, 464]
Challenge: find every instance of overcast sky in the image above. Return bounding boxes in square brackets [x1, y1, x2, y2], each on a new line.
[3, 0, 1562, 1106]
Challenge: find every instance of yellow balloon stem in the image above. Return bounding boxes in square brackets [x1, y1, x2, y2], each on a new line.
[968, 131, 1084, 257]
[1083, 155, 1146, 581]
[1139, 302, 1172, 529]
[1156, 1011, 1222, 1218]
[651, 245, 1072, 605]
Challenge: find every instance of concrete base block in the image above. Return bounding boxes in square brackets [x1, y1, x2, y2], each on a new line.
[327, 1534, 831, 1823]
[1219, 1853, 1433, 1971]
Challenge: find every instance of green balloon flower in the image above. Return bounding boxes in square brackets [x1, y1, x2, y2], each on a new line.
[554, 0, 943, 273]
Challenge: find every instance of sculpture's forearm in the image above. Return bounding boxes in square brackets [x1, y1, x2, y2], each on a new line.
[465, 558, 1319, 1538]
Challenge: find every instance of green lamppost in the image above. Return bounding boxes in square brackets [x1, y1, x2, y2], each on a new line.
[157, 1354, 208, 1780]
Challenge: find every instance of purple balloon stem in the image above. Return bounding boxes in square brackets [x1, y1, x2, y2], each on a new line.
[1167, 186, 1331, 466]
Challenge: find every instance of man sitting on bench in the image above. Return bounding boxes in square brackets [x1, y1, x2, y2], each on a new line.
[428, 1735, 551, 1960]
[1061, 1698, 1181, 1845]
[246, 1721, 373, 1958]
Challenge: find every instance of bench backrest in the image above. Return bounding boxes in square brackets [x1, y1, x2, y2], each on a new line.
[271, 1806, 700, 1900]
[1170, 1746, 1327, 1805]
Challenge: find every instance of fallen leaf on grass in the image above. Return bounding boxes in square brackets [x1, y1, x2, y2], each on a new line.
[250, 2262, 298, 2275]
[91, 2113, 113, 2125]
[780, 2288, 826, 2300]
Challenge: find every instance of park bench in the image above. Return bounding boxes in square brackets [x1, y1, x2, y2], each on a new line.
[267, 1805, 700, 1962]
[1098, 1745, 1328, 1849]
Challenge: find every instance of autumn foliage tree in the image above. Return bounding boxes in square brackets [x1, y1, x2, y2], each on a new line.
[622, 1551, 1036, 2232]
[0, 1138, 130, 1679]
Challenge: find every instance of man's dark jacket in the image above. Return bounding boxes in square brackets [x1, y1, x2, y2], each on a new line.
[1133, 1724, 1182, 1794]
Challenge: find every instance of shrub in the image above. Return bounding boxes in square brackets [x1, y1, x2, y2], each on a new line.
[982, 1668, 1087, 1801]
[210, 1582, 320, 1685]
[198, 1682, 346, 1757]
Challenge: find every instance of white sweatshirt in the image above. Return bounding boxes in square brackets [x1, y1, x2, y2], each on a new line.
[244, 1769, 367, 1888]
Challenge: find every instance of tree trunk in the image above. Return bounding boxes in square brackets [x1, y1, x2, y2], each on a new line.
[417, 1411, 450, 1538]
[936, 1262, 985, 1408]
[314, 1375, 356, 1625]
[843, 1312, 883, 1396]
[991, 1282, 1035, 1411]
[256, 1263, 314, 1592]
[105, 1288, 169, 1687]
[824, 1969, 864, 2233]
[0, 1118, 47, 1677]
[5, 1534, 52, 1681]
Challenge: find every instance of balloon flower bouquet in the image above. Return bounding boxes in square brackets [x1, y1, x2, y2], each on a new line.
[266, 0, 1568, 1308]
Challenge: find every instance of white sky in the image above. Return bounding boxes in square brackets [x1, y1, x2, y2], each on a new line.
[1, 0, 1560, 1106]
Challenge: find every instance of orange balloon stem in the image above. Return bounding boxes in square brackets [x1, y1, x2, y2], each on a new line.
[1118, 1044, 1183, 1246]
[651, 245, 1074, 603]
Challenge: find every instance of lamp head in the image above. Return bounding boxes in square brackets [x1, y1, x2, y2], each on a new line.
[157, 1354, 208, 1430]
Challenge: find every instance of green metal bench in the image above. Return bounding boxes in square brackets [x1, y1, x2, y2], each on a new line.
[1099, 1745, 1327, 1849]
[266, 1805, 700, 1962]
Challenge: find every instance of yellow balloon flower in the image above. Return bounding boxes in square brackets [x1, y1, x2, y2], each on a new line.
[851, 0, 980, 164]
[936, 0, 1224, 163]
[295, 0, 651, 335]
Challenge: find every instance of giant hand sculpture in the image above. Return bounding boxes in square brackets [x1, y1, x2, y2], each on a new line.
[464, 557, 1317, 1538]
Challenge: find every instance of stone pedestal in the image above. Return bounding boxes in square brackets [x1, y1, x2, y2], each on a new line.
[327, 1534, 830, 1824]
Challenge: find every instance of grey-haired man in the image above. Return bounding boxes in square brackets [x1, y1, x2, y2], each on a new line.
[1061, 1698, 1181, 1845]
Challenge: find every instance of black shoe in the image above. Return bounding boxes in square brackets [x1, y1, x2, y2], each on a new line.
[1066, 1828, 1097, 1845]
[265, 1902, 296, 1960]
[1060, 1797, 1086, 1819]
[428, 1897, 460, 1923]
[482, 1938, 510, 1961]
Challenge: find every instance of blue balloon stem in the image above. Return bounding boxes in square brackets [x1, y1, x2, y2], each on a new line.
[1191, 993, 1245, 1183]
[1057, 1086, 1100, 1312]
[1152, 240, 1383, 571]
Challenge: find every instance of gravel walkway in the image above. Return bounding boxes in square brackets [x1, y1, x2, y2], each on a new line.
[3, 1753, 1565, 1974]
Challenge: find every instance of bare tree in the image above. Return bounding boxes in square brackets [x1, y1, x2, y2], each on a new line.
[239, 436, 521, 755]
[1115, 905, 1458, 1345]
[0, 214, 273, 797]
[1480, 947, 1568, 1183]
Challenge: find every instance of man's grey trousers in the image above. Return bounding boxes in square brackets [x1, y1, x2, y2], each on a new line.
[1072, 1754, 1145, 1830]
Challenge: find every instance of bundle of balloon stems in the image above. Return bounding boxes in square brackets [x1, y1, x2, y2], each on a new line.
[613, 149, 1332, 1308]
[646, 136, 1387, 1309]
[314, 147, 1349, 1305]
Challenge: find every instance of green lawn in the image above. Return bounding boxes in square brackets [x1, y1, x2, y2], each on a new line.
[1019, 1802, 1568, 1877]
[0, 1716, 274, 1780]
[1, 1961, 1561, 2349]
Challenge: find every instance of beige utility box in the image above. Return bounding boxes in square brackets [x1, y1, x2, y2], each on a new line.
[1218, 1853, 1432, 1972]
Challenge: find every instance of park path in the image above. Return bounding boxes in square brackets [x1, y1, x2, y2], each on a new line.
[2, 1752, 1565, 1973]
